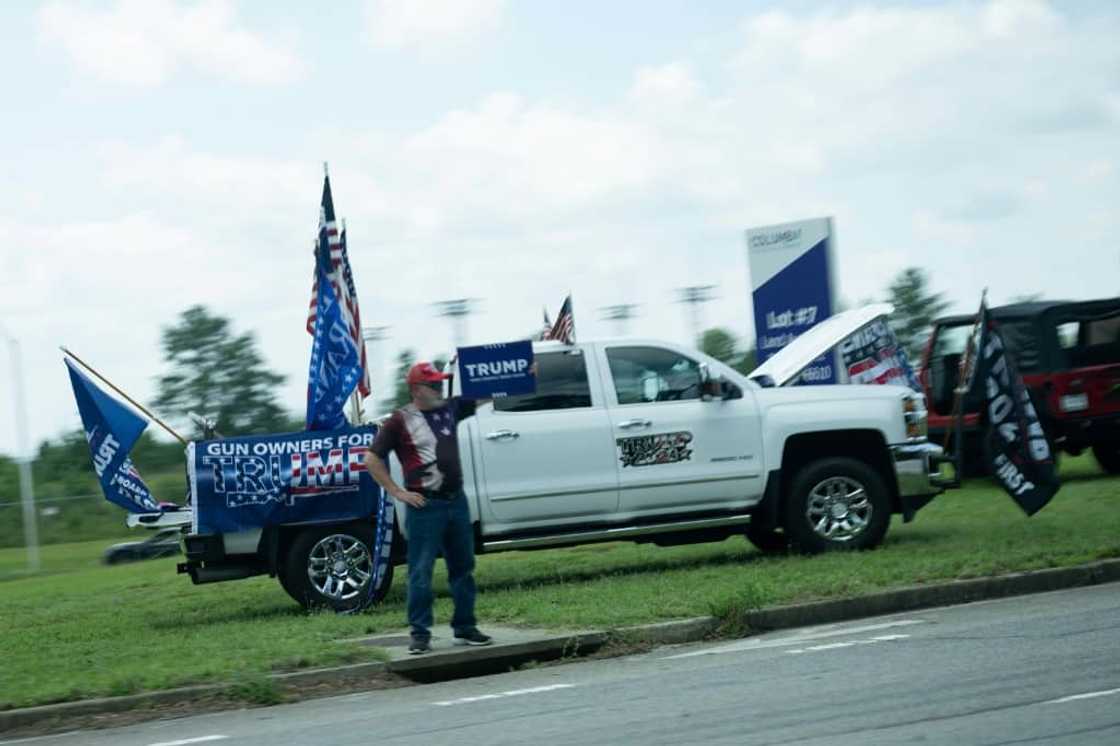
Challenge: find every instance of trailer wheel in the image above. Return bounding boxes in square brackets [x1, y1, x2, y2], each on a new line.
[281, 523, 394, 613]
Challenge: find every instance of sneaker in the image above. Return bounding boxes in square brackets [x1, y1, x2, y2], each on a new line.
[409, 635, 431, 655]
[453, 628, 493, 647]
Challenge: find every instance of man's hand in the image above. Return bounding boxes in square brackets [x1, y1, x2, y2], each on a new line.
[393, 489, 427, 509]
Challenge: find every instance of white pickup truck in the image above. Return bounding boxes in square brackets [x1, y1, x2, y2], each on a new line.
[158, 306, 948, 611]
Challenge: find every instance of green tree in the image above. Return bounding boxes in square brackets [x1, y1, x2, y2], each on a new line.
[886, 268, 951, 360]
[154, 306, 288, 438]
[699, 327, 757, 376]
[383, 348, 417, 411]
[699, 328, 739, 364]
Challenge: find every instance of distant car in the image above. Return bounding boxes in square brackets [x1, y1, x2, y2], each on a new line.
[103, 528, 183, 564]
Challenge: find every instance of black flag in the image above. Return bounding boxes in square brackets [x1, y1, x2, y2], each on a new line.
[974, 303, 1060, 514]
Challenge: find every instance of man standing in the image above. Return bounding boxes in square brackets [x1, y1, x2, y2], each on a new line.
[364, 361, 492, 654]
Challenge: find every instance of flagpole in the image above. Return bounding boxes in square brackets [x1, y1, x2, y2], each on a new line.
[942, 289, 988, 468]
[59, 346, 188, 445]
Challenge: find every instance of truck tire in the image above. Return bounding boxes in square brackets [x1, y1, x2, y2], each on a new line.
[282, 523, 394, 613]
[784, 457, 891, 554]
[744, 523, 789, 554]
[1092, 441, 1120, 474]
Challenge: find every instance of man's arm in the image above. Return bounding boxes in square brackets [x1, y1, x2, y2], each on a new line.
[364, 453, 427, 509]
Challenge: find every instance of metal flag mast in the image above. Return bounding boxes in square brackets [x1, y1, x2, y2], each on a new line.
[942, 288, 988, 483]
[60, 346, 188, 445]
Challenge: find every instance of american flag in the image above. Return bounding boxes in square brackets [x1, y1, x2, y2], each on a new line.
[547, 295, 575, 344]
[305, 173, 371, 398]
[539, 306, 553, 340]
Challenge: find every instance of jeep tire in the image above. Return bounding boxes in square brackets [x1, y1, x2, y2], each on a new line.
[1092, 441, 1120, 474]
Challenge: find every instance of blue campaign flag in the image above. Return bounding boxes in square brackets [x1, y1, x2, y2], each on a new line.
[306, 236, 362, 431]
[64, 359, 160, 513]
[189, 425, 382, 534]
[457, 340, 536, 399]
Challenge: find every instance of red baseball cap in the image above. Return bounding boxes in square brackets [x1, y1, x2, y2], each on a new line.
[406, 362, 451, 385]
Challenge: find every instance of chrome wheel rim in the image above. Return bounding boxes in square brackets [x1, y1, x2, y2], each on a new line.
[308, 534, 372, 601]
[805, 476, 872, 543]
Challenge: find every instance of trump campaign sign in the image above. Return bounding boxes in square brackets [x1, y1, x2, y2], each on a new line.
[746, 217, 838, 385]
[189, 425, 382, 534]
[457, 340, 537, 399]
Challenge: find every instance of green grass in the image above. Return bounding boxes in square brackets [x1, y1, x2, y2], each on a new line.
[1, 455, 1116, 710]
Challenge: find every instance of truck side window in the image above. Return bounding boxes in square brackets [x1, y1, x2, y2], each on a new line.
[606, 347, 702, 404]
[492, 352, 592, 412]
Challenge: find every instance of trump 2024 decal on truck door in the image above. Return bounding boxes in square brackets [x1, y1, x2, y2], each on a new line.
[617, 431, 694, 468]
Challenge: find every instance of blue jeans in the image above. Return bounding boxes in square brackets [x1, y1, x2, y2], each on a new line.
[404, 490, 477, 638]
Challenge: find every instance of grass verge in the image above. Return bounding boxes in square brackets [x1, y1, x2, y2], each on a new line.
[1, 455, 1116, 710]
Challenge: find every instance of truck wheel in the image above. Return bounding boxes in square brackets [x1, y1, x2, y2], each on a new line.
[784, 457, 891, 554]
[1092, 441, 1120, 474]
[282, 523, 394, 613]
[744, 523, 789, 554]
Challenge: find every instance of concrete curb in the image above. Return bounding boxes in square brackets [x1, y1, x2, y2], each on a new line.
[3, 558, 1118, 734]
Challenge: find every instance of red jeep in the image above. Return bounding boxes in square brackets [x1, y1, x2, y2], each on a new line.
[921, 297, 1120, 474]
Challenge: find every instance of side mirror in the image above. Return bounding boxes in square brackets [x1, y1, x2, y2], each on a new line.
[698, 364, 722, 400]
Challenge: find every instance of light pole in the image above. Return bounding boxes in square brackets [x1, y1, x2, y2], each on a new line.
[434, 299, 478, 349]
[600, 304, 639, 337]
[1, 324, 39, 573]
[676, 285, 717, 345]
[361, 324, 391, 395]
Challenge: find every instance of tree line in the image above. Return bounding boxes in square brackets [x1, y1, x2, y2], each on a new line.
[5, 268, 950, 488]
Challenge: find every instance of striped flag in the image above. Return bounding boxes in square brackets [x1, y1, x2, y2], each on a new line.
[539, 306, 553, 340]
[548, 295, 575, 345]
[305, 173, 370, 398]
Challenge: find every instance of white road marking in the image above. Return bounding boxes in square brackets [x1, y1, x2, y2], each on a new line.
[785, 634, 911, 654]
[662, 619, 927, 659]
[1044, 687, 1120, 705]
[433, 683, 575, 707]
[147, 737, 229, 746]
[0, 733, 83, 745]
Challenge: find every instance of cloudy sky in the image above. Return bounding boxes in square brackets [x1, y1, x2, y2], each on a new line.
[1, 0, 1118, 456]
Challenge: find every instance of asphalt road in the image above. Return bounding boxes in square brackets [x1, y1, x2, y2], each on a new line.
[6, 583, 1119, 746]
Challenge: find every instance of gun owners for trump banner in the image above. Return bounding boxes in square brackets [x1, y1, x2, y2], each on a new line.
[746, 217, 839, 385]
[188, 425, 385, 534]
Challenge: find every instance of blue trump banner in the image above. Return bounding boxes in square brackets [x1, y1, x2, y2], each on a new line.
[306, 236, 362, 431]
[747, 217, 838, 385]
[189, 425, 382, 534]
[64, 359, 160, 513]
[457, 340, 536, 399]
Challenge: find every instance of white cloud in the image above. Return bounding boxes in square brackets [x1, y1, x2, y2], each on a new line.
[37, 0, 305, 86]
[364, 0, 506, 51]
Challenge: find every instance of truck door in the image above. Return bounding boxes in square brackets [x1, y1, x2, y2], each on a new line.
[599, 344, 763, 515]
[474, 347, 620, 529]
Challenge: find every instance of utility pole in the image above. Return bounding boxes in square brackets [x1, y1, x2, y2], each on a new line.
[434, 299, 478, 349]
[676, 285, 717, 345]
[600, 304, 639, 337]
[2, 326, 39, 572]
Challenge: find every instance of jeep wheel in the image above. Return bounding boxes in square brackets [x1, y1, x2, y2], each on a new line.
[1092, 441, 1120, 474]
[282, 523, 394, 613]
[784, 457, 891, 554]
[744, 523, 789, 554]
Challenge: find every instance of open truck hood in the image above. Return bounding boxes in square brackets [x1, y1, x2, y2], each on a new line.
[749, 303, 894, 387]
